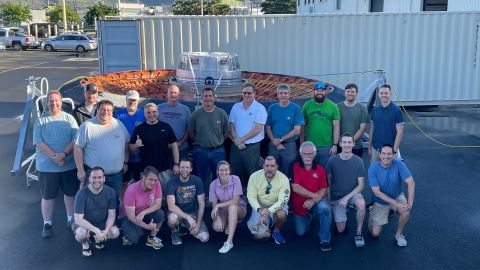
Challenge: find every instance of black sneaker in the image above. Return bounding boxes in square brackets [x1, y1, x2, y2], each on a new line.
[42, 224, 52, 239]
[320, 241, 332, 252]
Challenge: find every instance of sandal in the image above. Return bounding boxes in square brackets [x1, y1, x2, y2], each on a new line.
[95, 240, 105, 249]
[81, 247, 92, 258]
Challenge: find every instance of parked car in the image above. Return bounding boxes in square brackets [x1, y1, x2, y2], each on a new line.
[41, 34, 97, 53]
[0, 28, 39, 51]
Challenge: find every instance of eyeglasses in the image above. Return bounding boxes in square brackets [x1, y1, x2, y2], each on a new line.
[301, 152, 316, 157]
[242, 91, 253, 95]
[265, 183, 272, 194]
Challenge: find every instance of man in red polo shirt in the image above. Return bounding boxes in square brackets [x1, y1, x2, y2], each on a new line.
[289, 141, 332, 252]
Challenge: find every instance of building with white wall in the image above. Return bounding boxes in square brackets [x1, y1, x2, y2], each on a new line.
[297, 0, 480, 14]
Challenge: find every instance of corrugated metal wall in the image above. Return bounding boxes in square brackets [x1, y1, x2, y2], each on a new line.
[109, 12, 480, 104]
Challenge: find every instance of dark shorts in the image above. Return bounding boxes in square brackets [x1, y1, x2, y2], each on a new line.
[123, 162, 142, 182]
[39, 169, 79, 200]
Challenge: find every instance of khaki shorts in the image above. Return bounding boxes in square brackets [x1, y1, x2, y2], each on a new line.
[331, 193, 364, 223]
[369, 193, 407, 226]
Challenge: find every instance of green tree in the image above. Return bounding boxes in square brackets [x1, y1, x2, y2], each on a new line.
[47, 5, 80, 24]
[173, 0, 231, 15]
[0, 2, 32, 25]
[261, 0, 296, 14]
[84, 3, 119, 26]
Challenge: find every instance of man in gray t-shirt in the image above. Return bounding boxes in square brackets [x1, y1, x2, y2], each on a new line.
[188, 88, 229, 194]
[73, 166, 119, 257]
[158, 85, 191, 159]
[74, 99, 129, 200]
[33, 90, 79, 239]
[327, 133, 367, 248]
[337, 83, 369, 157]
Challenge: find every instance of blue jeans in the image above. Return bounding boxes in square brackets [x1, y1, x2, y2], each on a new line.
[294, 198, 331, 243]
[104, 171, 123, 203]
[192, 146, 225, 195]
[268, 141, 297, 175]
[315, 146, 331, 169]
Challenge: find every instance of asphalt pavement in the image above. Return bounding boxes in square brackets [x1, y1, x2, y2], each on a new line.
[0, 49, 479, 270]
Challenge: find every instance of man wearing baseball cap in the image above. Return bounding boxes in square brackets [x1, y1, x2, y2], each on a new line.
[74, 83, 99, 125]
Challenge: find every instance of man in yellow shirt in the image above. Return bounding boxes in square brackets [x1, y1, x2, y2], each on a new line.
[247, 156, 290, 244]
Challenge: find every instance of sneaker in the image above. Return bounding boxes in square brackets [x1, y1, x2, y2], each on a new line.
[272, 231, 286, 245]
[178, 226, 188, 236]
[224, 225, 230, 235]
[171, 231, 183, 245]
[395, 234, 407, 247]
[218, 241, 234, 254]
[355, 234, 365, 248]
[122, 236, 132, 246]
[146, 236, 163, 250]
[42, 224, 52, 239]
[320, 241, 332, 252]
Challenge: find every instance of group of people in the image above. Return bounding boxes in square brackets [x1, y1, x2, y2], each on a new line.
[33, 80, 415, 257]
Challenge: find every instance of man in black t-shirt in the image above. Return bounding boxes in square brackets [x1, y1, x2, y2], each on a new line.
[73, 166, 119, 257]
[129, 103, 179, 192]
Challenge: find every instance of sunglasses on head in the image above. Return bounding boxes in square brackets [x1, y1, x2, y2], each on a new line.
[314, 82, 328, 90]
[265, 183, 272, 194]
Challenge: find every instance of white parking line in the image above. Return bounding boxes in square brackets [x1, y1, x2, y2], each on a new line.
[0, 62, 48, 74]
[63, 58, 98, 62]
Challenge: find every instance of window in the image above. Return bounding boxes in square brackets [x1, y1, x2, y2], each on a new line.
[370, 0, 384, 12]
[0, 31, 5, 37]
[298, 0, 300, 6]
[336, 0, 341, 10]
[423, 0, 448, 11]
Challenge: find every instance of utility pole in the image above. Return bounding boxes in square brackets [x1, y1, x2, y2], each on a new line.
[62, 0, 67, 31]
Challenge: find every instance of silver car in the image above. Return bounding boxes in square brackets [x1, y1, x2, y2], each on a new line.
[42, 34, 97, 53]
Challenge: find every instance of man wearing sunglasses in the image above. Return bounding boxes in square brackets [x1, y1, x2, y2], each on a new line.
[289, 141, 332, 252]
[246, 156, 290, 244]
[229, 82, 268, 187]
[300, 82, 340, 169]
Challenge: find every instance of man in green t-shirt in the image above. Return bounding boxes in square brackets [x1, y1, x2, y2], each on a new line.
[300, 82, 340, 168]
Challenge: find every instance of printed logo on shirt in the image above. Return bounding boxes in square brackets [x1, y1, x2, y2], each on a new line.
[135, 121, 142, 127]
[216, 120, 220, 124]
[286, 116, 291, 120]
[312, 173, 318, 179]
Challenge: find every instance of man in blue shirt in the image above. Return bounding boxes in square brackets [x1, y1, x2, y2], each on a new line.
[114, 90, 145, 183]
[266, 84, 304, 174]
[368, 84, 404, 165]
[368, 144, 415, 247]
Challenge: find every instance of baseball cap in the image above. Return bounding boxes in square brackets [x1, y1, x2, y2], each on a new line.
[314, 82, 328, 90]
[84, 83, 98, 94]
[126, 90, 140, 100]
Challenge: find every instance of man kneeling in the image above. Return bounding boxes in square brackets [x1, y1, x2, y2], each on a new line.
[73, 166, 119, 258]
[247, 156, 290, 244]
[167, 159, 209, 245]
[120, 166, 165, 249]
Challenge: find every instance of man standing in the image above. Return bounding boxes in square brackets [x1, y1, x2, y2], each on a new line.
[368, 144, 415, 247]
[337, 83, 369, 157]
[266, 84, 304, 174]
[229, 82, 268, 185]
[327, 133, 367, 248]
[289, 142, 332, 252]
[73, 83, 98, 125]
[73, 166, 119, 257]
[167, 159, 210, 245]
[247, 156, 290, 244]
[300, 82, 340, 168]
[120, 166, 165, 249]
[74, 99, 130, 200]
[158, 85, 191, 159]
[369, 84, 405, 164]
[34, 90, 79, 238]
[129, 103, 179, 193]
[114, 90, 145, 183]
[188, 87, 229, 193]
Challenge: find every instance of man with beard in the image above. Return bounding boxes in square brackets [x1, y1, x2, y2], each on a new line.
[368, 84, 404, 165]
[167, 159, 209, 245]
[129, 103, 179, 193]
[74, 99, 130, 201]
[368, 144, 415, 247]
[289, 141, 332, 252]
[114, 90, 145, 183]
[246, 156, 290, 244]
[158, 85, 191, 159]
[337, 83, 369, 157]
[300, 82, 340, 168]
[34, 90, 79, 238]
[73, 166, 119, 257]
[119, 166, 165, 250]
[188, 87, 229, 194]
[73, 83, 98, 125]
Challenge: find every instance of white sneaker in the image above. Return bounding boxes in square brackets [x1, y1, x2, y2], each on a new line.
[395, 234, 407, 247]
[219, 241, 234, 254]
